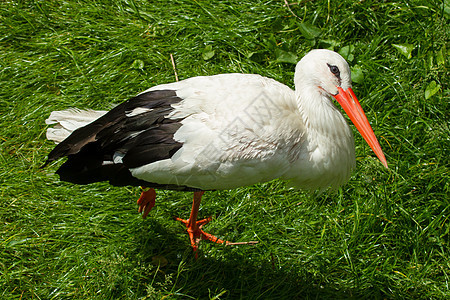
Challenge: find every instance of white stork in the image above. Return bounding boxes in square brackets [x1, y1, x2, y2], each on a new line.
[45, 49, 388, 254]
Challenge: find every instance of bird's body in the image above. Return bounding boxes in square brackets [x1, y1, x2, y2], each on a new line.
[45, 49, 387, 254]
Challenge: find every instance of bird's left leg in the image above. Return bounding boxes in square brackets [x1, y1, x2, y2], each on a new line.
[137, 187, 156, 219]
[175, 191, 228, 255]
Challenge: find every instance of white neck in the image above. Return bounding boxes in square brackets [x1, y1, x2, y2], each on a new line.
[282, 85, 356, 191]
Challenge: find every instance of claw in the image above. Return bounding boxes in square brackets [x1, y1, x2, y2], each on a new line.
[175, 215, 227, 258]
[174, 191, 228, 258]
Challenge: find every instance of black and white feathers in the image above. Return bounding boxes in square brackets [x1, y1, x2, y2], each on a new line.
[45, 90, 189, 190]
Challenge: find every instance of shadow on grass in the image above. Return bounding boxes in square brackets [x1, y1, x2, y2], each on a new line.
[129, 218, 370, 299]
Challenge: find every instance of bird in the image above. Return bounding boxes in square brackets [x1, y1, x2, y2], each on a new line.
[44, 49, 388, 255]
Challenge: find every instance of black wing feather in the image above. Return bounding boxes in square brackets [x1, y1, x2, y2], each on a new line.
[122, 123, 183, 168]
[45, 89, 192, 190]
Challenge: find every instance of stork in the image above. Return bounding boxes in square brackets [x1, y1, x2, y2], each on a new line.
[45, 49, 388, 254]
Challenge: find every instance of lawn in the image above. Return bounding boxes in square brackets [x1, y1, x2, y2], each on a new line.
[0, 0, 448, 299]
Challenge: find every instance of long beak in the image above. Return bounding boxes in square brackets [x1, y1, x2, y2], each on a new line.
[333, 87, 388, 168]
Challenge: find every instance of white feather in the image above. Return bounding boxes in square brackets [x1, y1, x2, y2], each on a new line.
[46, 108, 107, 143]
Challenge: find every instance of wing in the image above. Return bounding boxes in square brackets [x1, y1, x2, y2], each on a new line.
[46, 73, 302, 191]
[129, 74, 302, 190]
[45, 89, 194, 190]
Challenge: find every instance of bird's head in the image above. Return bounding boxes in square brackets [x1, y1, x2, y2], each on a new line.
[294, 49, 351, 96]
[295, 49, 388, 168]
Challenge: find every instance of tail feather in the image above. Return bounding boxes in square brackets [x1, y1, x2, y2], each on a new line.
[46, 109, 107, 144]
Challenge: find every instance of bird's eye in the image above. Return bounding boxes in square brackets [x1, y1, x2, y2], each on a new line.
[327, 64, 340, 77]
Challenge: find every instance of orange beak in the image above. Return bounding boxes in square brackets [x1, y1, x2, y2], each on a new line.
[333, 87, 388, 168]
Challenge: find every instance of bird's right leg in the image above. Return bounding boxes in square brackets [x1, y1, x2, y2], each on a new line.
[175, 191, 228, 257]
[137, 187, 156, 219]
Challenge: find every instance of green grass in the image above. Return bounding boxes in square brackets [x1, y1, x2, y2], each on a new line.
[1, 0, 448, 298]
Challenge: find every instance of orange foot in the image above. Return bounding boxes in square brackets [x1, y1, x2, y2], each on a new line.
[137, 188, 156, 219]
[174, 216, 228, 257]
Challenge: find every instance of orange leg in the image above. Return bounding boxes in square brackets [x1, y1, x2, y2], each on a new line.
[137, 187, 156, 219]
[174, 191, 228, 256]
